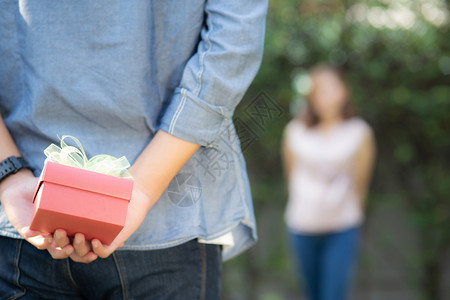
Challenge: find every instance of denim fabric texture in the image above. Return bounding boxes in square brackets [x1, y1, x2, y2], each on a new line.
[0, 236, 222, 300]
[289, 227, 361, 300]
[0, 0, 268, 260]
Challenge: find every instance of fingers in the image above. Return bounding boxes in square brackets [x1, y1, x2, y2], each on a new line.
[22, 228, 98, 263]
[46, 229, 73, 259]
[46, 231, 99, 262]
[47, 239, 74, 259]
[69, 251, 98, 263]
[91, 239, 115, 259]
[73, 233, 91, 257]
[54, 229, 70, 249]
[69, 233, 98, 263]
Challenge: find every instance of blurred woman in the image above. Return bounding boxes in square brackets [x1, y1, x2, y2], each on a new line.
[281, 65, 376, 300]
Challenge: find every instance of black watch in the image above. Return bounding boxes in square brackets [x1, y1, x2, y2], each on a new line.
[0, 156, 29, 183]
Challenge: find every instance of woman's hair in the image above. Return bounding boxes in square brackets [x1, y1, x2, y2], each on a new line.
[301, 64, 356, 128]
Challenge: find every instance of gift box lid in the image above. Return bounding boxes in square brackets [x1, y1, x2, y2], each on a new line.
[33, 161, 133, 203]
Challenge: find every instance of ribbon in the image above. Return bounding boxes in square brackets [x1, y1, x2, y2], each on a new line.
[44, 135, 133, 179]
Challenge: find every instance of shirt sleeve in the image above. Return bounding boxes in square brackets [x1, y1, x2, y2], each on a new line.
[159, 0, 268, 146]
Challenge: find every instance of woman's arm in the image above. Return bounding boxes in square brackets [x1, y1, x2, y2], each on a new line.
[353, 126, 376, 209]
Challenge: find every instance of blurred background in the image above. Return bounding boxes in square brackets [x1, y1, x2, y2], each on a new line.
[221, 0, 449, 299]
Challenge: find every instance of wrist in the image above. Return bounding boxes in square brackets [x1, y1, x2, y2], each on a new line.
[0, 156, 31, 181]
[0, 168, 34, 198]
[129, 130, 199, 197]
[128, 167, 161, 203]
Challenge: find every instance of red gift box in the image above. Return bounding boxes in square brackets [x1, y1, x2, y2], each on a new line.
[30, 161, 133, 245]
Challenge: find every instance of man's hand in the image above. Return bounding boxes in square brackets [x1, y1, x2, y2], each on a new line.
[91, 183, 153, 258]
[0, 163, 157, 263]
[0, 169, 51, 249]
[0, 169, 97, 262]
[48, 183, 154, 261]
[91, 130, 200, 258]
[0, 117, 99, 262]
[48, 230, 98, 263]
[0, 130, 199, 262]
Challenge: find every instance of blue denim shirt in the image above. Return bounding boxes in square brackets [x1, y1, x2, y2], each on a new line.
[0, 0, 267, 260]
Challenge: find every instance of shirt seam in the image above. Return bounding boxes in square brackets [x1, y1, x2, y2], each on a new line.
[169, 6, 213, 134]
[169, 90, 187, 134]
[194, 10, 213, 97]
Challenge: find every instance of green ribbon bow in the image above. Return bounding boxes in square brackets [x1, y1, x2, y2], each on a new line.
[44, 135, 133, 179]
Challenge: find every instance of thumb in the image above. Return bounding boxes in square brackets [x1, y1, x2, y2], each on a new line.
[21, 226, 45, 238]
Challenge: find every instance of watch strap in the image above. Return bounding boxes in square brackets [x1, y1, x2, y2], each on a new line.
[0, 156, 28, 182]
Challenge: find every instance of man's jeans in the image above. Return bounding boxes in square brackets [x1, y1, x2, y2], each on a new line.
[0, 236, 222, 300]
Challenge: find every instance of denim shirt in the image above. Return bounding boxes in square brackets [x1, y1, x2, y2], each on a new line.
[0, 0, 267, 260]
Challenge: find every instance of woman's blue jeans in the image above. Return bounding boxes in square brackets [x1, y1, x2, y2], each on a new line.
[0, 236, 222, 300]
[289, 226, 360, 300]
